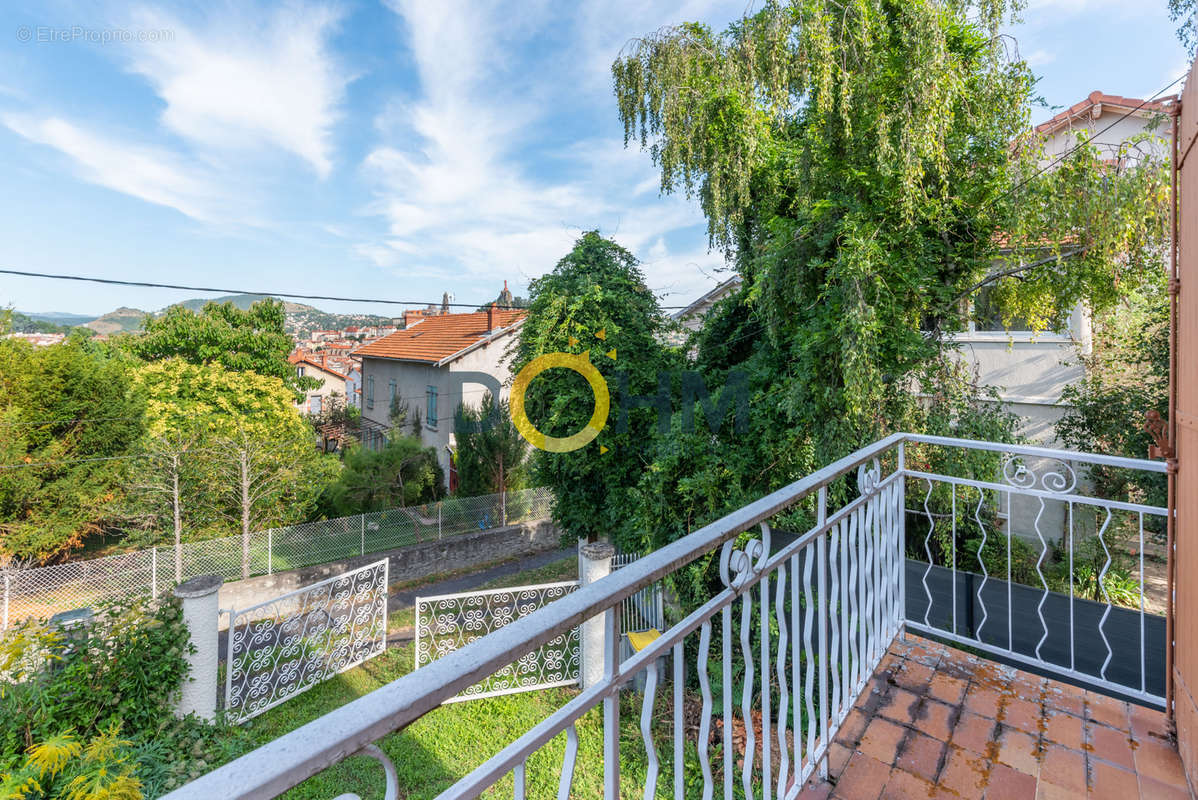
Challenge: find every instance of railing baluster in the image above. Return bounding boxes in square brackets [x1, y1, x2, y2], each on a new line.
[1097, 508, 1115, 680]
[641, 661, 660, 799]
[675, 641, 684, 800]
[761, 570, 771, 799]
[848, 508, 860, 692]
[723, 604, 733, 800]
[1007, 486, 1013, 653]
[697, 621, 715, 800]
[828, 520, 841, 727]
[514, 761, 526, 800]
[776, 564, 789, 798]
[1033, 496, 1050, 661]
[741, 590, 755, 800]
[604, 607, 620, 800]
[951, 486, 957, 636]
[1068, 500, 1075, 671]
[1140, 512, 1147, 695]
[921, 479, 935, 631]
[556, 724, 578, 800]
[790, 552, 802, 783]
[817, 530, 829, 778]
[803, 543, 816, 772]
[840, 517, 850, 721]
[974, 490, 989, 643]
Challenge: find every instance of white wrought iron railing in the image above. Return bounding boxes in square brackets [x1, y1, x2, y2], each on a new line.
[162, 434, 1168, 800]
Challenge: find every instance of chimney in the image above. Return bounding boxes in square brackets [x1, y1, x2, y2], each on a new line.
[487, 303, 497, 331]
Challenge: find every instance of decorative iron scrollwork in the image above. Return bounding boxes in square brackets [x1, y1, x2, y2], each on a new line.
[1001, 454, 1077, 495]
[858, 460, 882, 495]
[719, 523, 771, 592]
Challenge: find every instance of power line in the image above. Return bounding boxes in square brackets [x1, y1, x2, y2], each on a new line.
[0, 268, 694, 310]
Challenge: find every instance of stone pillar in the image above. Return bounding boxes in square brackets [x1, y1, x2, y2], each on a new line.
[173, 574, 223, 721]
[579, 540, 615, 690]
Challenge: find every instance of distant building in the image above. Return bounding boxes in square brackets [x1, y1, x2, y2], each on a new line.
[670, 276, 742, 333]
[356, 303, 527, 487]
[290, 351, 351, 416]
[5, 332, 66, 346]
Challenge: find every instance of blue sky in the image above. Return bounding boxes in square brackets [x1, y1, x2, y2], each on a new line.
[0, 0, 1188, 318]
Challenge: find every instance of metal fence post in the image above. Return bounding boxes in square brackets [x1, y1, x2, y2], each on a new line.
[151, 547, 159, 598]
[268, 529, 273, 575]
[361, 514, 366, 557]
[3, 573, 9, 631]
[438, 503, 442, 540]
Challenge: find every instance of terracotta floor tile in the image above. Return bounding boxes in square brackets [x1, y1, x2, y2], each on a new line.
[860, 717, 907, 764]
[1040, 743, 1087, 795]
[904, 640, 946, 668]
[1129, 704, 1172, 744]
[930, 672, 969, 706]
[1087, 722, 1136, 771]
[983, 762, 1038, 799]
[953, 711, 1000, 759]
[1034, 782, 1077, 800]
[836, 707, 870, 746]
[797, 778, 833, 800]
[936, 746, 991, 798]
[1087, 759, 1138, 800]
[1042, 709, 1085, 751]
[1010, 672, 1047, 703]
[1132, 735, 1188, 788]
[894, 660, 936, 693]
[1042, 683, 1086, 717]
[896, 730, 946, 783]
[1003, 696, 1045, 734]
[1137, 773, 1194, 800]
[826, 741, 853, 779]
[1086, 693, 1130, 732]
[996, 727, 1041, 777]
[832, 752, 890, 800]
[881, 767, 937, 800]
[967, 686, 1005, 720]
[917, 698, 958, 742]
[880, 687, 923, 726]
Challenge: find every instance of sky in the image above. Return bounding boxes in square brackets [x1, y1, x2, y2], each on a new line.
[0, 0, 1188, 319]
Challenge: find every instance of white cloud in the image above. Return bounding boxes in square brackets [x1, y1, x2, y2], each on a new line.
[357, 0, 727, 302]
[2, 113, 231, 222]
[123, 3, 349, 177]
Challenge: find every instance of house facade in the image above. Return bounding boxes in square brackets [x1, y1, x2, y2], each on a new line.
[952, 91, 1174, 440]
[355, 305, 526, 487]
[289, 353, 351, 416]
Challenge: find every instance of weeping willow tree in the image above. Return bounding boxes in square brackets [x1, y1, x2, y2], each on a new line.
[611, 0, 1169, 544]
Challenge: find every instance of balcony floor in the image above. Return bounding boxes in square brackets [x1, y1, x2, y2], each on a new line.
[797, 635, 1193, 799]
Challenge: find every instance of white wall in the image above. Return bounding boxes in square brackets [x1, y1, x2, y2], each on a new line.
[360, 333, 519, 485]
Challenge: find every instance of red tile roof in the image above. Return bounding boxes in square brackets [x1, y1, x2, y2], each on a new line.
[354, 309, 526, 364]
[1034, 90, 1175, 136]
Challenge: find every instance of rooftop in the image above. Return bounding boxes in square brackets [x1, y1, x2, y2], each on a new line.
[354, 308, 525, 364]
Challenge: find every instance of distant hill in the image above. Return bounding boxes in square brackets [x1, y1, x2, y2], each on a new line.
[16, 294, 401, 340]
[22, 311, 96, 327]
[86, 307, 148, 335]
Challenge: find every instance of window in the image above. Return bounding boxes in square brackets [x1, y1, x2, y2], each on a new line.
[972, 284, 1067, 333]
[426, 385, 438, 429]
[389, 379, 397, 406]
[296, 365, 305, 377]
[367, 375, 375, 410]
[310, 395, 322, 415]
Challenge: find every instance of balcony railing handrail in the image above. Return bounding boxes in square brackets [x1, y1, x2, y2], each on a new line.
[164, 432, 907, 799]
[163, 432, 1168, 799]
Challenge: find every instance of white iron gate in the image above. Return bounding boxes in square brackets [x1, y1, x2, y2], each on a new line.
[224, 558, 389, 723]
[415, 581, 581, 701]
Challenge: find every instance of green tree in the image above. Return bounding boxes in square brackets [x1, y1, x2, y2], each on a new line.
[0, 334, 145, 561]
[453, 392, 528, 498]
[133, 359, 339, 558]
[511, 231, 677, 544]
[609, 0, 1166, 541]
[127, 298, 316, 398]
[319, 436, 444, 516]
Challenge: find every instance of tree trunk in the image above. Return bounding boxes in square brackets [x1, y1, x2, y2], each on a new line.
[172, 454, 183, 582]
[240, 452, 251, 579]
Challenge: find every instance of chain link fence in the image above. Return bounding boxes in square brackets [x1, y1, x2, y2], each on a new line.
[1, 487, 553, 630]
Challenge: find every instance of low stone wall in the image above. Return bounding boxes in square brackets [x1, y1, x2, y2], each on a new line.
[217, 519, 561, 618]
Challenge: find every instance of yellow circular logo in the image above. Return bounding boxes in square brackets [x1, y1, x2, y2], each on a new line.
[509, 352, 609, 452]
